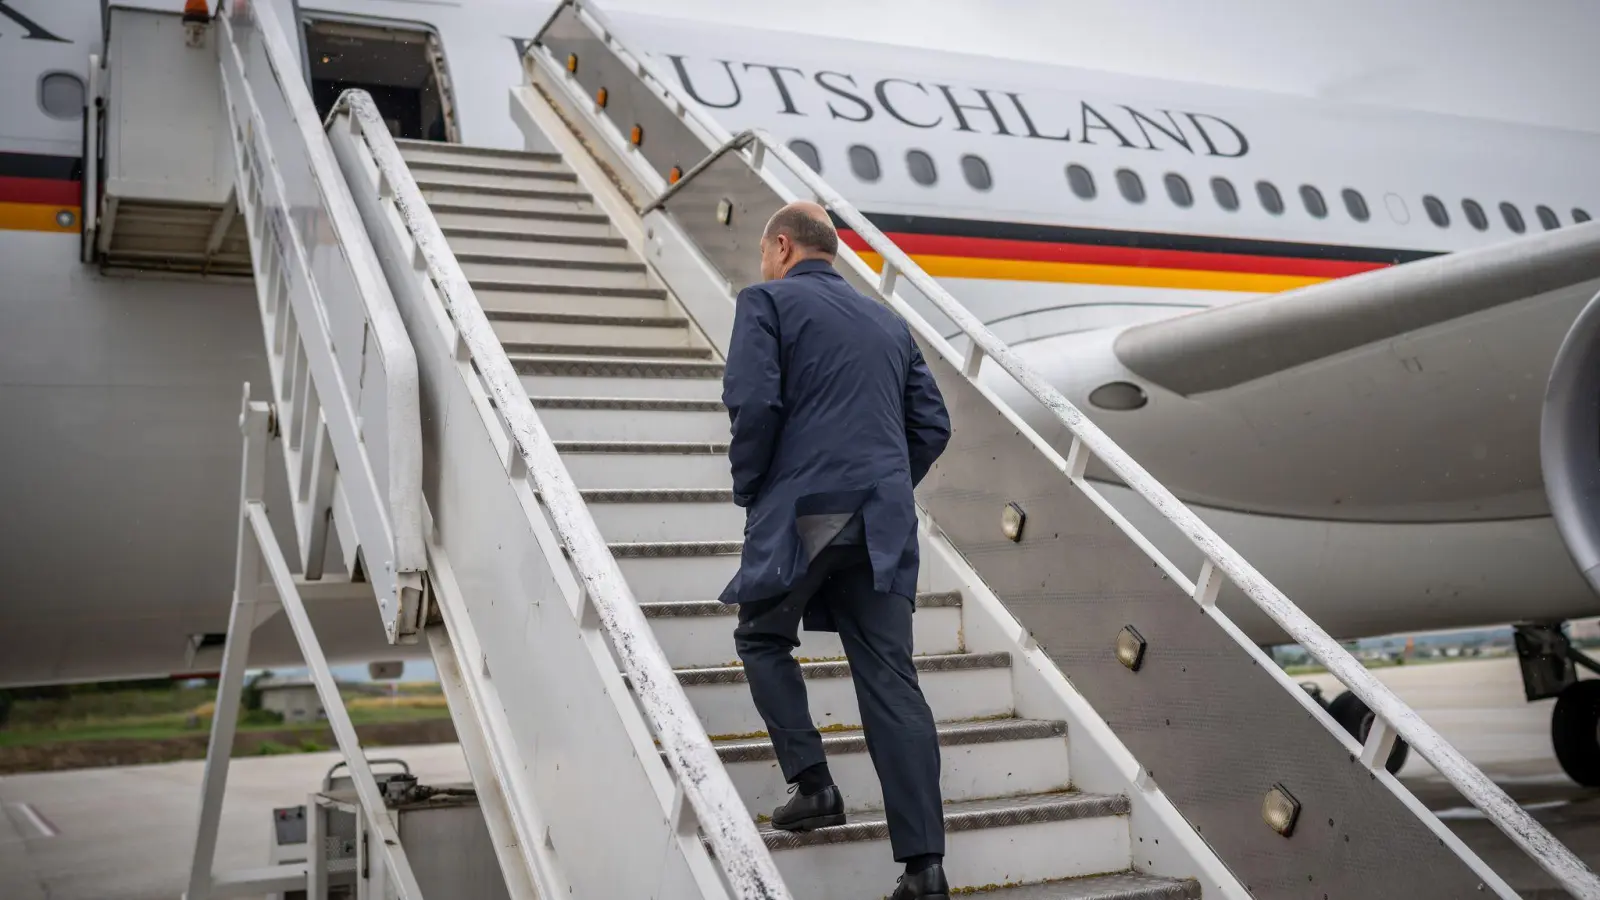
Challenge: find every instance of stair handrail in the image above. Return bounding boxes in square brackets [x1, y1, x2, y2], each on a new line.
[326, 88, 792, 900]
[529, 3, 1600, 894]
[216, 3, 426, 621]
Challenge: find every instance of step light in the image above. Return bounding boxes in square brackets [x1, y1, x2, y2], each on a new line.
[1115, 625, 1146, 671]
[669, 166, 683, 184]
[1262, 784, 1300, 837]
[630, 125, 644, 146]
[716, 199, 733, 226]
[1001, 502, 1026, 542]
[595, 87, 607, 107]
[566, 54, 579, 74]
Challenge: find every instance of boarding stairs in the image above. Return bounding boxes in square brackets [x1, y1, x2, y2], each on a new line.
[79, 2, 1600, 899]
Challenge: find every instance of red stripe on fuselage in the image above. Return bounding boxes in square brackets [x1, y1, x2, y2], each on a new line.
[0, 175, 80, 206]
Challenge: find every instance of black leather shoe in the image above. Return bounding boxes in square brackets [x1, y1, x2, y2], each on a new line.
[769, 784, 845, 832]
[889, 864, 950, 900]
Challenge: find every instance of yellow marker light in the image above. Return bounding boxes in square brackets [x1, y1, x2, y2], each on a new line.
[566, 54, 578, 73]
[629, 125, 644, 145]
[1262, 784, 1300, 837]
[1115, 625, 1146, 671]
[595, 87, 608, 107]
[1001, 502, 1026, 542]
[668, 166, 682, 184]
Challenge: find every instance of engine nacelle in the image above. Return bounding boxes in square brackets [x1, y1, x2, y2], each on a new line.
[1542, 288, 1600, 595]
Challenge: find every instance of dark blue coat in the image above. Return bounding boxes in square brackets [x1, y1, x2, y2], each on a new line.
[718, 259, 951, 627]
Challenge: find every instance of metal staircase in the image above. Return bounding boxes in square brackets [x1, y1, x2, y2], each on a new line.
[97, 0, 1599, 898]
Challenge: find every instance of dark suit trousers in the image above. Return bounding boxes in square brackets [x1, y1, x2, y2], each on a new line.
[733, 543, 945, 861]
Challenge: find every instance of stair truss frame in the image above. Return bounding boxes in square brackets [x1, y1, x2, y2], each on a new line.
[522, 2, 1600, 897]
[323, 89, 791, 900]
[214, 3, 426, 641]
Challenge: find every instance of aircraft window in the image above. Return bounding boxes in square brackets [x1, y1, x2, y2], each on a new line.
[1299, 185, 1328, 219]
[961, 155, 993, 191]
[788, 139, 821, 173]
[1500, 202, 1526, 234]
[1576, 208, 1593, 223]
[1256, 181, 1284, 215]
[1116, 169, 1146, 204]
[848, 145, 881, 182]
[1341, 189, 1370, 222]
[1211, 177, 1239, 211]
[905, 150, 937, 186]
[38, 72, 85, 120]
[1422, 195, 1449, 228]
[1537, 205, 1560, 230]
[1164, 173, 1193, 208]
[1066, 164, 1097, 199]
[303, 19, 458, 141]
[1462, 199, 1489, 231]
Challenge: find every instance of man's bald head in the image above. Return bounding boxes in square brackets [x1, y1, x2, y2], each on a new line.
[763, 201, 838, 259]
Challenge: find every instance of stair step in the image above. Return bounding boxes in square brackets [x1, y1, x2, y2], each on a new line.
[585, 500, 743, 543]
[419, 186, 595, 216]
[501, 342, 713, 360]
[395, 139, 565, 171]
[616, 553, 741, 603]
[977, 874, 1203, 900]
[753, 792, 1133, 900]
[676, 652, 1014, 737]
[432, 207, 617, 240]
[406, 161, 577, 190]
[493, 318, 700, 353]
[445, 229, 636, 262]
[610, 540, 744, 559]
[558, 441, 732, 489]
[711, 717, 1070, 816]
[479, 289, 670, 318]
[414, 177, 589, 201]
[517, 356, 725, 401]
[643, 590, 962, 668]
[460, 254, 653, 291]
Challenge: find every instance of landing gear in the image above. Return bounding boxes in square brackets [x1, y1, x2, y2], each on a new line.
[1328, 690, 1410, 774]
[1299, 682, 1410, 773]
[1515, 622, 1600, 786]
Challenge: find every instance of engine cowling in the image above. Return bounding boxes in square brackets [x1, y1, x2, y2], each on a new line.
[1542, 288, 1600, 595]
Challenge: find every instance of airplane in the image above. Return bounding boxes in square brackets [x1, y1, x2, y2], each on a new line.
[3, 0, 1600, 778]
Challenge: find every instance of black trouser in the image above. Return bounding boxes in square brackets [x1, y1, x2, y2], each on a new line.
[733, 543, 945, 861]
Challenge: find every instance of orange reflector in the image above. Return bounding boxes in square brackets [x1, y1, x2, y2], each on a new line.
[183, 0, 210, 21]
[630, 125, 644, 146]
[668, 167, 682, 184]
[596, 87, 608, 107]
[566, 54, 578, 73]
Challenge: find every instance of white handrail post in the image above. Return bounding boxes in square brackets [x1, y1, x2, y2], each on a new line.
[183, 386, 273, 900]
[1361, 717, 1400, 771]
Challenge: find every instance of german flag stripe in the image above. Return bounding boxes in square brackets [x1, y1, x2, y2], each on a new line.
[837, 211, 1440, 293]
[0, 153, 84, 234]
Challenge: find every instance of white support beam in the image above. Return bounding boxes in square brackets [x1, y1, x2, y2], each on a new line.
[183, 388, 272, 900]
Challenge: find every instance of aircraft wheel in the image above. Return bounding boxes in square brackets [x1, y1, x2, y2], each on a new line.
[1327, 690, 1410, 774]
[1552, 680, 1600, 786]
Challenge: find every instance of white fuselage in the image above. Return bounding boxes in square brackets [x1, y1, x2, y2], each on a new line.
[2, 0, 1597, 684]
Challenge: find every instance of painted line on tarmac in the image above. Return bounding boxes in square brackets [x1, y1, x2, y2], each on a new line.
[7, 804, 58, 839]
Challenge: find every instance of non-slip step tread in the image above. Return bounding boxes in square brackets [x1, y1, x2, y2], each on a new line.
[554, 440, 729, 454]
[710, 717, 1065, 763]
[443, 228, 627, 248]
[643, 590, 961, 618]
[609, 540, 742, 558]
[483, 282, 667, 299]
[756, 791, 1128, 851]
[414, 178, 590, 200]
[457, 251, 646, 272]
[533, 396, 723, 411]
[580, 488, 734, 503]
[407, 160, 577, 181]
[501, 342, 712, 360]
[489, 311, 688, 328]
[395, 138, 563, 163]
[429, 204, 610, 225]
[977, 874, 1203, 900]
[512, 356, 724, 378]
[677, 651, 1011, 685]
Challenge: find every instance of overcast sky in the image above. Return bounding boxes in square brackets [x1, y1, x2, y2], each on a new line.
[595, 0, 1600, 133]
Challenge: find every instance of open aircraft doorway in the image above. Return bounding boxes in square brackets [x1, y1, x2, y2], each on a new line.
[301, 16, 458, 143]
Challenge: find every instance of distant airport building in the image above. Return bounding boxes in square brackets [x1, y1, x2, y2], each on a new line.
[255, 677, 325, 725]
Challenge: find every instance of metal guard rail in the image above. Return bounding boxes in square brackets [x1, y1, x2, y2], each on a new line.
[325, 89, 792, 900]
[531, 2, 1600, 894]
[217, 4, 426, 615]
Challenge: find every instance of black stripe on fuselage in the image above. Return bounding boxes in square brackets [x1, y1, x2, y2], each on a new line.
[0, 151, 83, 181]
[848, 210, 1442, 266]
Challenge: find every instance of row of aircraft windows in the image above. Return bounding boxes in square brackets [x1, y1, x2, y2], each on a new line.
[786, 138, 1593, 234]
